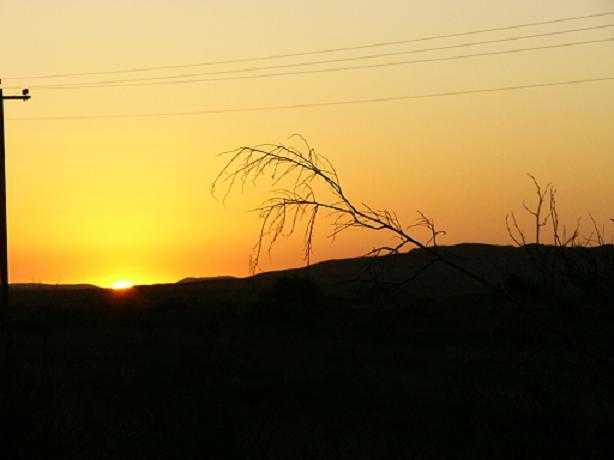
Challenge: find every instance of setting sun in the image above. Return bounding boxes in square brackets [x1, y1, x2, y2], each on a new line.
[111, 280, 134, 290]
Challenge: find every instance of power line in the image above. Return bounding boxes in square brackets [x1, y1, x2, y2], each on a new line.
[12, 23, 613, 89]
[6, 10, 614, 81]
[8, 75, 614, 121]
[26, 37, 614, 90]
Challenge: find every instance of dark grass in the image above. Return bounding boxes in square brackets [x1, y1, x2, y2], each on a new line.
[1, 275, 613, 459]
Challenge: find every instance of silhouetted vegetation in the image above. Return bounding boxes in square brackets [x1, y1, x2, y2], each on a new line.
[0, 141, 612, 458]
[213, 139, 613, 364]
[505, 174, 614, 309]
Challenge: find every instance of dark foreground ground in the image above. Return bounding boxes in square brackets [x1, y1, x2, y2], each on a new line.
[1, 247, 613, 459]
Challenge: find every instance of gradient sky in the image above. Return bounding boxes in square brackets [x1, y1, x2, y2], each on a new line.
[2, 0, 613, 286]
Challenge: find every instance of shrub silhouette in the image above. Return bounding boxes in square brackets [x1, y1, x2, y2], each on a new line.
[506, 174, 614, 308]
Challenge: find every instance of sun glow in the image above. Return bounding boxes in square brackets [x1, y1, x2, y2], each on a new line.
[111, 280, 134, 290]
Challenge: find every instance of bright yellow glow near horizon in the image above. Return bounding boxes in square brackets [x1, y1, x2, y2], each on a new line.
[111, 280, 134, 290]
[1, 0, 613, 285]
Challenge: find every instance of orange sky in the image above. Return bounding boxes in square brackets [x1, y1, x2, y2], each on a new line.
[2, 0, 614, 286]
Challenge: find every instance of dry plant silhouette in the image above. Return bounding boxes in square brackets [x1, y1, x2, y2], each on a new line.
[506, 173, 583, 248]
[212, 136, 450, 273]
[212, 138, 614, 369]
[506, 174, 613, 306]
[506, 174, 552, 246]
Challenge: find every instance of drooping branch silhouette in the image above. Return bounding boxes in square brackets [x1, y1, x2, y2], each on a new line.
[212, 136, 443, 272]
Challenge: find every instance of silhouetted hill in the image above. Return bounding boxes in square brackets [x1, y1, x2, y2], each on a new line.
[249, 243, 609, 291]
[150, 243, 610, 298]
[178, 276, 237, 283]
[156, 243, 612, 303]
[10, 283, 100, 291]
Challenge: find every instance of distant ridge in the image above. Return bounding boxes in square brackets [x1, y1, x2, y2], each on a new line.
[12, 243, 612, 293]
[178, 276, 237, 284]
[11, 283, 100, 291]
[173, 243, 528, 290]
[177, 243, 610, 290]
[236, 243, 613, 294]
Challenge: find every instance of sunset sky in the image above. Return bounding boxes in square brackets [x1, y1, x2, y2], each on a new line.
[2, 0, 613, 287]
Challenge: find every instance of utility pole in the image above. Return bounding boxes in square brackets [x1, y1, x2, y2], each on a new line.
[0, 79, 30, 331]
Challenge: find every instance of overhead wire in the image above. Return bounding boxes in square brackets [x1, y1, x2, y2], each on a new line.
[6, 23, 612, 89]
[21, 37, 614, 90]
[8, 76, 614, 121]
[5, 10, 614, 81]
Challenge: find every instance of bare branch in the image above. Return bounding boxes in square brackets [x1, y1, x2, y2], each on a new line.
[506, 212, 526, 246]
[506, 174, 552, 245]
[212, 140, 439, 273]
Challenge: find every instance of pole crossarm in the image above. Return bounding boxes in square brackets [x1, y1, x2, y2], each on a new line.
[2, 95, 31, 101]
